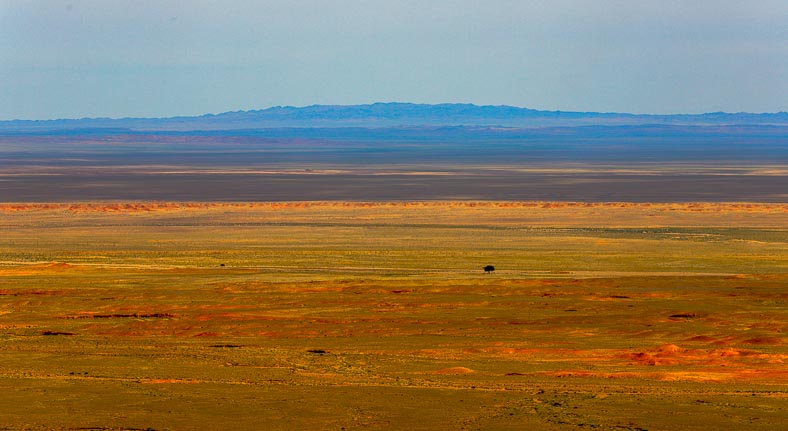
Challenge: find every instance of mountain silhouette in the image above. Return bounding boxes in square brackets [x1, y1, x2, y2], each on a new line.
[2, 102, 787, 131]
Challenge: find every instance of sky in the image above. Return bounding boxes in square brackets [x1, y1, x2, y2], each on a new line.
[1, 0, 786, 120]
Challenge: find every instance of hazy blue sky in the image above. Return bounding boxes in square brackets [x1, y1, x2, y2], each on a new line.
[1, 0, 786, 119]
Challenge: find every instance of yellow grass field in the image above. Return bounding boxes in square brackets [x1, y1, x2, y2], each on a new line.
[0, 202, 786, 430]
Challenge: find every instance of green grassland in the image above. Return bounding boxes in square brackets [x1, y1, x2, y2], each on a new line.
[0, 203, 786, 430]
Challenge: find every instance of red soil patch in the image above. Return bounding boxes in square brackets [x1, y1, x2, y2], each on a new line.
[288, 286, 348, 293]
[624, 344, 703, 366]
[714, 348, 744, 357]
[626, 352, 674, 366]
[620, 344, 787, 371]
[542, 370, 595, 378]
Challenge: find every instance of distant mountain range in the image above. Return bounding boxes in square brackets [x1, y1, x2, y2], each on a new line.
[2, 103, 787, 132]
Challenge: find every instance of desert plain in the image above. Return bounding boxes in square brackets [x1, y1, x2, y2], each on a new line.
[0, 201, 785, 430]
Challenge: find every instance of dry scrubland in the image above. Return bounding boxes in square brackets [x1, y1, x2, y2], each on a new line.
[0, 202, 786, 430]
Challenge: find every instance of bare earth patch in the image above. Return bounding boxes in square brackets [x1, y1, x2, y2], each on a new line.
[0, 202, 785, 430]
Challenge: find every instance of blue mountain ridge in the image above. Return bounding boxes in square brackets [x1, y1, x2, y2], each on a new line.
[2, 102, 787, 132]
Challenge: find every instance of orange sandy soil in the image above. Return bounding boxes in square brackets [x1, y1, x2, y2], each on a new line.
[0, 202, 785, 430]
[1, 201, 787, 228]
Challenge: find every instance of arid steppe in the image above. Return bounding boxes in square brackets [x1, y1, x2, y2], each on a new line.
[0, 202, 785, 430]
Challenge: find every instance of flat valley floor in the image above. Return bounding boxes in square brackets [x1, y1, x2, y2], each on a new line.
[0, 202, 786, 430]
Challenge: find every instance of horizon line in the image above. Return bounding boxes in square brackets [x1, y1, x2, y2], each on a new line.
[2, 101, 787, 123]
